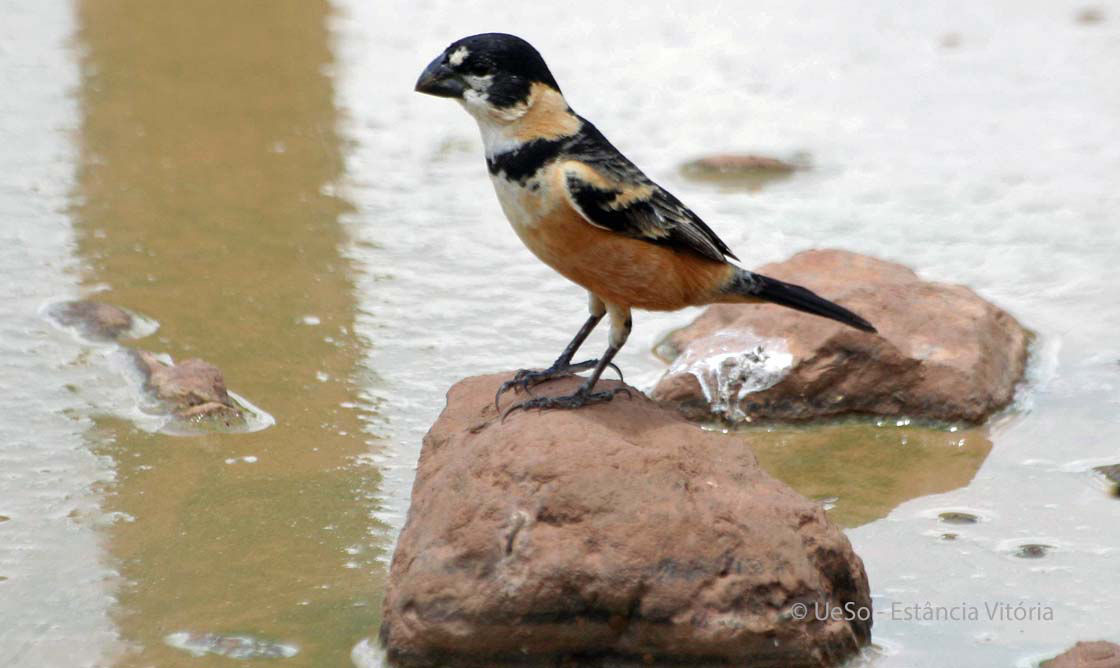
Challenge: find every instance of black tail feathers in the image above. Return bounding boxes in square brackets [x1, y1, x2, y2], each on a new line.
[728, 269, 877, 333]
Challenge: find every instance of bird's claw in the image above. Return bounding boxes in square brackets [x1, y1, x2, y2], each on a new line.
[494, 359, 623, 410]
[501, 386, 632, 420]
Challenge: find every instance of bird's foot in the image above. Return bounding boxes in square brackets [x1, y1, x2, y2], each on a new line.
[494, 359, 622, 409]
[501, 385, 632, 419]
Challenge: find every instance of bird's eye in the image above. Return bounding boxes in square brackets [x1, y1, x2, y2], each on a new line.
[466, 60, 492, 76]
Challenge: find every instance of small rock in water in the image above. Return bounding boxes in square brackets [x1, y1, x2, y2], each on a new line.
[1014, 543, 1052, 559]
[46, 300, 138, 342]
[164, 631, 298, 660]
[131, 350, 243, 421]
[1075, 7, 1106, 25]
[679, 153, 805, 190]
[938, 511, 979, 525]
[683, 153, 799, 175]
[940, 33, 962, 49]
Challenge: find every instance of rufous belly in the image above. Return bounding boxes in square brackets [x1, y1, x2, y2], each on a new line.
[512, 203, 734, 311]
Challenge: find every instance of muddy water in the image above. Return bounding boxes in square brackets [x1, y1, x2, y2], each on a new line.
[64, 1, 381, 665]
[2, 0, 1119, 666]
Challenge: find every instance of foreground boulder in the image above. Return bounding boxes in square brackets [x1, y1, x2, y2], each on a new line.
[1042, 641, 1120, 668]
[653, 249, 1029, 424]
[381, 374, 871, 667]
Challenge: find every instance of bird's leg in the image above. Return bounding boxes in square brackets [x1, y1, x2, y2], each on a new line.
[496, 295, 622, 406]
[503, 305, 634, 417]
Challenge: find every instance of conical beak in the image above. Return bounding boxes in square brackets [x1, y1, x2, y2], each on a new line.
[415, 55, 465, 98]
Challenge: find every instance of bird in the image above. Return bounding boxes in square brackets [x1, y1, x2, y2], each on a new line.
[414, 33, 876, 416]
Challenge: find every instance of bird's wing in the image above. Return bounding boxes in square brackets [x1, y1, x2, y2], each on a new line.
[559, 121, 738, 263]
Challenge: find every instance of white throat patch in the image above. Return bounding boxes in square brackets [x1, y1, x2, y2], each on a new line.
[463, 73, 493, 92]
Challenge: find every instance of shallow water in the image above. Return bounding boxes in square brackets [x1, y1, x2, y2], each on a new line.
[0, 4, 120, 666]
[1, 0, 1118, 666]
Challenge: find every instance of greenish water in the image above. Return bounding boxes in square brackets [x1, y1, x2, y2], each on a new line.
[745, 421, 992, 528]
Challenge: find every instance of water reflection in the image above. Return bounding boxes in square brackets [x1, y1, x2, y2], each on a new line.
[745, 422, 992, 528]
[73, 1, 384, 664]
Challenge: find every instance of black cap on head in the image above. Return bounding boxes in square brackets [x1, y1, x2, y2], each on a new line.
[446, 33, 561, 93]
[416, 33, 560, 107]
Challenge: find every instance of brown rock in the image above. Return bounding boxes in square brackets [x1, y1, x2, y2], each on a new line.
[652, 249, 1029, 424]
[679, 154, 805, 191]
[132, 350, 240, 419]
[683, 154, 799, 174]
[47, 300, 136, 341]
[1042, 641, 1120, 668]
[381, 373, 871, 667]
[940, 33, 963, 49]
[1075, 7, 1106, 25]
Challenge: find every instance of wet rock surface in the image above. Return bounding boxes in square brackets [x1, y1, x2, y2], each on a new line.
[45, 299, 139, 341]
[652, 249, 1029, 424]
[381, 373, 871, 667]
[131, 350, 243, 420]
[1042, 641, 1120, 668]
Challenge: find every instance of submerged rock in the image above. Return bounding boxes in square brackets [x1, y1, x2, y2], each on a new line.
[131, 350, 243, 420]
[381, 373, 871, 667]
[45, 299, 146, 342]
[652, 249, 1029, 424]
[165, 631, 299, 659]
[1041, 641, 1120, 668]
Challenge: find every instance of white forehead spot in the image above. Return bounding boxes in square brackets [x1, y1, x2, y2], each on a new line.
[449, 46, 469, 67]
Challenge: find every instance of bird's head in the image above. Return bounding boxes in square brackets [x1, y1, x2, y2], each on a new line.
[415, 33, 569, 131]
